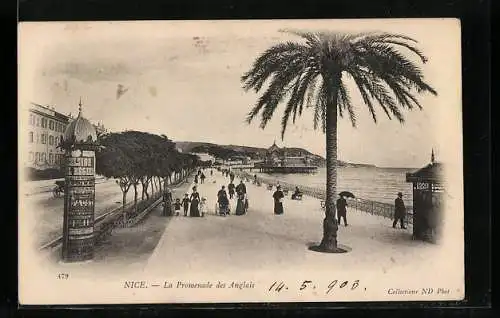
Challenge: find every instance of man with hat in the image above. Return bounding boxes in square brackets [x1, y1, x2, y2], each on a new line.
[393, 192, 407, 229]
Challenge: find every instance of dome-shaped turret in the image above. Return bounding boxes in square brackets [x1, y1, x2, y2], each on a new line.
[61, 99, 97, 147]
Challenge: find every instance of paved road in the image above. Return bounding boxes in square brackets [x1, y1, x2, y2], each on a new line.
[25, 178, 149, 246]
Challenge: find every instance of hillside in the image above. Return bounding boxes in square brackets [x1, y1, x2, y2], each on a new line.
[175, 141, 376, 168]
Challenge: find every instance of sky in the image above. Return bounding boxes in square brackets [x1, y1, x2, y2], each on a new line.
[19, 19, 462, 168]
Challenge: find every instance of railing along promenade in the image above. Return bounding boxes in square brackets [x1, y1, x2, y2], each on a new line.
[234, 170, 413, 226]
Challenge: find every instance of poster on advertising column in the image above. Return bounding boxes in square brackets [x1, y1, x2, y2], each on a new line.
[64, 150, 96, 260]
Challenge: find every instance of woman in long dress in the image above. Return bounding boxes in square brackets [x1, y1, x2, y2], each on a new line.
[273, 186, 284, 215]
[190, 186, 201, 217]
[235, 190, 246, 215]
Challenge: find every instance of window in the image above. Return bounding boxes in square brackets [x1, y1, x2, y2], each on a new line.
[49, 153, 54, 164]
[49, 120, 54, 130]
[41, 134, 46, 144]
[36, 117, 40, 126]
[41, 118, 47, 128]
[29, 132, 33, 143]
[29, 114, 34, 125]
[41, 153, 46, 162]
[35, 152, 39, 162]
[29, 152, 34, 162]
[49, 135, 54, 145]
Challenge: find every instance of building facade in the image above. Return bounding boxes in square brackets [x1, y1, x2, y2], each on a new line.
[263, 141, 314, 167]
[25, 102, 107, 170]
[255, 141, 317, 173]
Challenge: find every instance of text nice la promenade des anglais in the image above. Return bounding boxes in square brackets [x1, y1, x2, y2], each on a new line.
[124, 281, 256, 290]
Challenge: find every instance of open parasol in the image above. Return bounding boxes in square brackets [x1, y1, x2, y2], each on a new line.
[339, 191, 355, 198]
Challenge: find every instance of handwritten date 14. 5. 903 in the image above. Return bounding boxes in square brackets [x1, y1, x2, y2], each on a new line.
[269, 280, 361, 294]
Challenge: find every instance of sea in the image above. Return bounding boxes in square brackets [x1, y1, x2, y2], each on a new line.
[254, 166, 416, 206]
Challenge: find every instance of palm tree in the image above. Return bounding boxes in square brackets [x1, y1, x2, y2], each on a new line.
[241, 31, 437, 252]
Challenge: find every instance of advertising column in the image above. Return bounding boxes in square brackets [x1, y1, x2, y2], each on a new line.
[62, 149, 96, 262]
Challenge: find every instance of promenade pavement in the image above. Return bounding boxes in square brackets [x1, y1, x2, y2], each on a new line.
[144, 171, 446, 278]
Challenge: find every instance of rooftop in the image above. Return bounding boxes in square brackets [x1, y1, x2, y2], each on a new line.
[406, 162, 444, 183]
[63, 99, 98, 145]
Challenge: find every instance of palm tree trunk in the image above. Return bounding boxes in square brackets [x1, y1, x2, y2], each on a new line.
[320, 75, 340, 252]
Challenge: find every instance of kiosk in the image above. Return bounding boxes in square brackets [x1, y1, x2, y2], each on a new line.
[405, 150, 444, 243]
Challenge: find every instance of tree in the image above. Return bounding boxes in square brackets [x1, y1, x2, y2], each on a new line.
[96, 136, 135, 224]
[241, 31, 437, 252]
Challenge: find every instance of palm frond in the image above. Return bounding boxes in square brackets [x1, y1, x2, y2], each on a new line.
[337, 81, 356, 127]
[241, 42, 308, 92]
[349, 71, 378, 123]
[246, 56, 309, 128]
[280, 75, 303, 139]
[355, 43, 438, 96]
[356, 32, 419, 44]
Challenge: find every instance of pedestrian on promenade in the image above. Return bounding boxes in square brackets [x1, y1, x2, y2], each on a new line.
[337, 194, 348, 226]
[210, 169, 213, 176]
[230, 172, 235, 183]
[273, 185, 284, 215]
[236, 180, 247, 195]
[194, 174, 199, 184]
[200, 172, 206, 184]
[291, 186, 303, 200]
[162, 188, 173, 216]
[217, 185, 230, 216]
[190, 186, 201, 217]
[182, 193, 190, 216]
[173, 198, 182, 216]
[199, 197, 207, 217]
[228, 182, 236, 199]
[393, 192, 407, 229]
[235, 191, 246, 215]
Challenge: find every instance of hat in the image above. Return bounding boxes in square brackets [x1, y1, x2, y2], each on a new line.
[398, 192, 403, 196]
